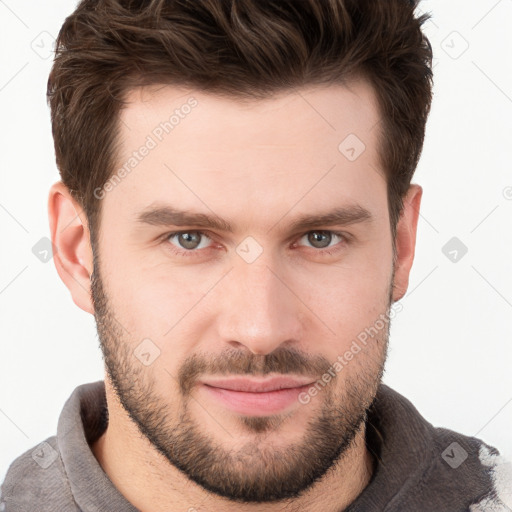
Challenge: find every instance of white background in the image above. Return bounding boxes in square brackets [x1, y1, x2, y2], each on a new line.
[0, 0, 511, 483]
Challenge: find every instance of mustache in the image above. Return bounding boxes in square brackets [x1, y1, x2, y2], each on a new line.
[178, 346, 333, 395]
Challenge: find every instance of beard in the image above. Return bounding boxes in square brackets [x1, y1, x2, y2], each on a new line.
[90, 254, 392, 504]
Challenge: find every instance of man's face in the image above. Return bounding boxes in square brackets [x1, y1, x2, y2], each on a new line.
[91, 80, 395, 502]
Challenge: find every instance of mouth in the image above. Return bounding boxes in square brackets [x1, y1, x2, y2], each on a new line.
[198, 376, 316, 416]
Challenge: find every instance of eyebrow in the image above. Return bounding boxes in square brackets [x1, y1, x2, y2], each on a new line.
[135, 204, 374, 233]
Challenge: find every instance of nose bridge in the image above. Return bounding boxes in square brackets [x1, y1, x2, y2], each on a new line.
[217, 255, 303, 355]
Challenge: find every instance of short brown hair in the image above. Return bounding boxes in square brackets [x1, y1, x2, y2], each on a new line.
[47, 0, 433, 250]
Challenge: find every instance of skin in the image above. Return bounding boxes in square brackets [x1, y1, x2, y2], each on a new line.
[48, 78, 421, 512]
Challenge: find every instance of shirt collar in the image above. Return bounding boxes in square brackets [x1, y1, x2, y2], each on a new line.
[57, 380, 434, 511]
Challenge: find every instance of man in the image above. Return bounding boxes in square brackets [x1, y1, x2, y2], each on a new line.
[1, 0, 511, 510]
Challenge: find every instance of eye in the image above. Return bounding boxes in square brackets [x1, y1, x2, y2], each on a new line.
[166, 230, 213, 252]
[161, 229, 349, 259]
[295, 230, 348, 252]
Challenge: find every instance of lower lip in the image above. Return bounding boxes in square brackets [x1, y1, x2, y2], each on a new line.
[200, 384, 311, 416]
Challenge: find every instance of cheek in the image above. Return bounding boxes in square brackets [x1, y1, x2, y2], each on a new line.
[290, 252, 392, 343]
[105, 260, 220, 344]
[311, 275, 391, 379]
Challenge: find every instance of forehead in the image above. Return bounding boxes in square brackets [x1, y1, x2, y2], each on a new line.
[120, 79, 381, 152]
[103, 80, 387, 233]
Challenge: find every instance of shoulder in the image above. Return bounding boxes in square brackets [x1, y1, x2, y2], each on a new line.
[0, 436, 79, 512]
[369, 384, 512, 511]
[418, 425, 512, 511]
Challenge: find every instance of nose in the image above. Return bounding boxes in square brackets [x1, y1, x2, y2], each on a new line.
[215, 257, 305, 356]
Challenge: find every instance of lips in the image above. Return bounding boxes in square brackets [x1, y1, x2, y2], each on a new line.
[198, 376, 316, 416]
[199, 376, 315, 393]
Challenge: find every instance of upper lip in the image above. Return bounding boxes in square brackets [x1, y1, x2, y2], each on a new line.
[200, 376, 315, 393]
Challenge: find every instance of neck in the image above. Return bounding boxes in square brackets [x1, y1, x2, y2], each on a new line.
[91, 379, 374, 512]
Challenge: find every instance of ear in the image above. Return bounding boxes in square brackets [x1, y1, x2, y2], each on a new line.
[48, 181, 95, 314]
[392, 184, 422, 302]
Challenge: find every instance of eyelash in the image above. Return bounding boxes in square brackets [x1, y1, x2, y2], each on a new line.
[161, 230, 350, 259]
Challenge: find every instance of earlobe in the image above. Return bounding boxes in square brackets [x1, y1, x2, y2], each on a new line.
[48, 181, 95, 314]
[391, 184, 422, 302]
